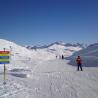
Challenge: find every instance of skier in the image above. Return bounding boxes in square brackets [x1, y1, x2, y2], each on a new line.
[76, 56, 83, 71]
[56, 55, 58, 59]
[62, 55, 64, 59]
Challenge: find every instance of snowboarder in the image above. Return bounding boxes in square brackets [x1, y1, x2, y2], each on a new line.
[76, 56, 83, 71]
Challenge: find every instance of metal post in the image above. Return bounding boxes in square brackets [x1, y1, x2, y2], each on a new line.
[3, 64, 6, 85]
[3, 48, 6, 85]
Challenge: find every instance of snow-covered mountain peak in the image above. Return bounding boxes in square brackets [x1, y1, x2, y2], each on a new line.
[49, 41, 66, 46]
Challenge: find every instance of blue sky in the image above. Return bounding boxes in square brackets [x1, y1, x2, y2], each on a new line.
[0, 0, 98, 45]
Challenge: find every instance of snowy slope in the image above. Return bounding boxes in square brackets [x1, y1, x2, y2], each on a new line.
[67, 43, 98, 67]
[0, 39, 84, 69]
[0, 39, 34, 70]
[0, 39, 82, 68]
[0, 39, 55, 62]
[0, 60, 98, 98]
[73, 43, 98, 57]
[0, 39, 56, 74]
[0, 39, 33, 59]
[0, 39, 98, 98]
[27, 42, 82, 58]
[47, 42, 82, 57]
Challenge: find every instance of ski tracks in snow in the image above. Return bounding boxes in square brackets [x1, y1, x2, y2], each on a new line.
[0, 60, 98, 98]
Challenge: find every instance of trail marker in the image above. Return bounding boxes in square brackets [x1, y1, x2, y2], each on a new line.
[0, 48, 10, 84]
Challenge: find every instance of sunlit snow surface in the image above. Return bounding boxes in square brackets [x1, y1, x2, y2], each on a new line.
[0, 60, 98, 98]
[0, 39, 98, 98]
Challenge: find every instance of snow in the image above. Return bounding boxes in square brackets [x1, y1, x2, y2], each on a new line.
[0, 39, 82, 63]
[0, 39, 56, 62]
[72, 43, 98, 57]
[0, 39, 98, 98]
[47, 43, 82, 57]
[0, 60, 98, 98]
[68, 43, 98, 67]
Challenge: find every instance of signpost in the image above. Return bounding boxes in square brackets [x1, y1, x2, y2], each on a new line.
[0, 48, 10, 84]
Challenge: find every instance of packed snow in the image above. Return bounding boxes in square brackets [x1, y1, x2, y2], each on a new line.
[0, 39, 98, 98]
[0, 60, 98, 98]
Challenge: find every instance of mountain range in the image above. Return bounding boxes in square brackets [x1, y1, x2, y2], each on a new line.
[0, 39, 98, 67]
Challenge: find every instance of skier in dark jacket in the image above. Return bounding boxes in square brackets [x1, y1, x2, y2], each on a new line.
[62, 55, 64, 59]
[76, 56, 83, 71]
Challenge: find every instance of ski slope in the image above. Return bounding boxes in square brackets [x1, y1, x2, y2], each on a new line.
[0, 39, 98, 98]
[0, 60, 98, 98]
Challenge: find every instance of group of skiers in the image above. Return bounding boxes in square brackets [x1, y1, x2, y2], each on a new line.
[56, 55, 83, 71]
[56, 55, 64, 59]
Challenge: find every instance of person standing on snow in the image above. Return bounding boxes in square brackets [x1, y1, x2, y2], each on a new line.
[76, 56, 83, 71]
[62, 55, 64, 59]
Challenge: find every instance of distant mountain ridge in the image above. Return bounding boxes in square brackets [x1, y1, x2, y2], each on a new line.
[26, 41, 85, 50]
[72, 43, 98, 57]
[67, 43, 98, 67]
